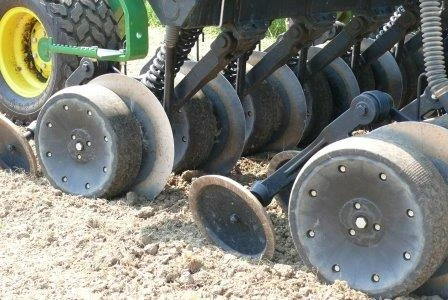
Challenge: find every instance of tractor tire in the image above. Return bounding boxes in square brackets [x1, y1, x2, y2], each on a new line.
[0, 0, 120, 124]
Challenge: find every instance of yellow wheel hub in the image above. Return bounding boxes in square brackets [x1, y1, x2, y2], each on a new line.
[0, 7, 52, 98]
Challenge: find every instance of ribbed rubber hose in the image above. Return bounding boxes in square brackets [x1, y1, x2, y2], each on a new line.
[420, 0, 448, 97]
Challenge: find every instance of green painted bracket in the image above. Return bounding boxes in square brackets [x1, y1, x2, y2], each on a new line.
[38, 0, 149, 62]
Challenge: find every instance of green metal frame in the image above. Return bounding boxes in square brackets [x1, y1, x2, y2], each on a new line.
[38, 0, 149, 62]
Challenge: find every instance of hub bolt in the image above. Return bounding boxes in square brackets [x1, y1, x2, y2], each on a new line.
[372, 274, 380, 283]
[354, 202, 361, 210]
[104, 136, 109, 143]
[332, 264, 341, 272]
[355, 217, 368, 229]
[403, 251, 411, 260]
[103, 167, 108, 173]
[87, 110, 93, 116]
[47, 122, 53, 128]
[230, 214, 239, 224]
[338, 165, 346, 173]
[349, 229, 356, 236]
[77, 154, 82, 160]
[62, 176, 68, 182]
[75, 142, 84, 151]
[407, 209, 415, 218]
[64, 105, 69, 111]
[46, 152, 52, 157]
[85, 183, 90, 189]
[379, 173, 387, 181]
[373, 224, 381, 231]
[307, 230, 315, 238]
[309, 190, 317, 197]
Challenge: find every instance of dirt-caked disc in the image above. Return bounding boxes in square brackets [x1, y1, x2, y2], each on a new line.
[361, 39, 403, 107]
[243, 51, 307, 154]
[189, 175, 275, 259]
[90, 74, 174, 199]
[309, 46, 360, 119]
[293, 59, 333, 148]
[267, 150, 300, 212]
[36, 84, 142, 198]
[289, 136, 448, 298]
[178, 61, 245, 175]
[0, 114, 36, 174]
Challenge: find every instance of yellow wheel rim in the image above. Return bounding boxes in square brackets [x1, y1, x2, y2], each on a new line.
[0, 7, 52, 98]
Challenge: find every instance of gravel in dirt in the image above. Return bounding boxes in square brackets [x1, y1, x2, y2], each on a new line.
[0, 155, 373, 299]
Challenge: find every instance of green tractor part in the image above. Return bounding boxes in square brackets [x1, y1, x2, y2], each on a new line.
[38, 0, 149, 62]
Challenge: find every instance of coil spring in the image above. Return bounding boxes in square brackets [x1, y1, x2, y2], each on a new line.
[143, 28, 203, 99]
[287, 55, 300, 70]
[376, 6, 406, 39]
[419, 0, 448, 93]
[223, 49, 255, 87]
[223, 60, 238, 87]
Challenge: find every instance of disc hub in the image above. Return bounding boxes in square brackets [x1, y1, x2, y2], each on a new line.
[67, 129, 94, 163]
[339, 198, 384, 246]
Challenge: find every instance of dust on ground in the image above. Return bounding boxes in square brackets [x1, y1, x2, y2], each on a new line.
[0, 154, 372, 299]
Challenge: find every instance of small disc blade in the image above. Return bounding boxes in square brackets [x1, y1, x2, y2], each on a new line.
[0, 115, 36, 174]
[189, 175, 275, 259]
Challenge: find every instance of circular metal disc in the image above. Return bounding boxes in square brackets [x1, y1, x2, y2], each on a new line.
[310, 45, 360, 119]
[267, 150, 300, 212]
[90, 74, 174, 199]
[189, 175, 275, 259]
[179, 61, 245, 175]
[0, 115, 36, 174]
[243, 51, 307, 154]
[361, 39, 403, 107]
[171, 65, 218, 173]
[294, 63, 334, 148]
[289, 136, 448, 298]
[36, 85, 142, 198]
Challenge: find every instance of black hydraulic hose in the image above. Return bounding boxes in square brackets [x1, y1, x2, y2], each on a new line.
[419, 0, 448, 106]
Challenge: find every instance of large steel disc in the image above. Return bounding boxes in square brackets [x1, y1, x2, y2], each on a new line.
[267, 150, 300, 212]
[289, 136, 448, 298]
[310, 46, 360, 119]
[36, 85, 143, 198]
[294, 63, 334, 148]
[243, 51, 307, 154]
[90, 74, 174, 199]
[361, 39, 404, 107]
[189, 175, 275, 259]
[171, 65, 218, 173]
[0, 115, 36, 174]
[179, 61, 245, 175]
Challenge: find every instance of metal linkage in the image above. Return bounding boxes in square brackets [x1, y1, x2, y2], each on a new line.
[250, 91, 395, 206]
[65, 58, 95, 87]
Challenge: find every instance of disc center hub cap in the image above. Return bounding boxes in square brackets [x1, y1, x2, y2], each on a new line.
[67, 129, 94, 163]
[339, 198, 384, 246]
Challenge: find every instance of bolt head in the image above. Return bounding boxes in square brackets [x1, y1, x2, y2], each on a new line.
[355, 217, 367, 229]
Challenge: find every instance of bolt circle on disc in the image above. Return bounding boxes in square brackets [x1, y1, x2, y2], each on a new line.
[267, 150, 300, 212]
[0, 114, 36, 174]
[289, 136, 448, 298]
[189, 175, 275, 259]
[90, 74, 174, 199]
[36, 84, 142, 198]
